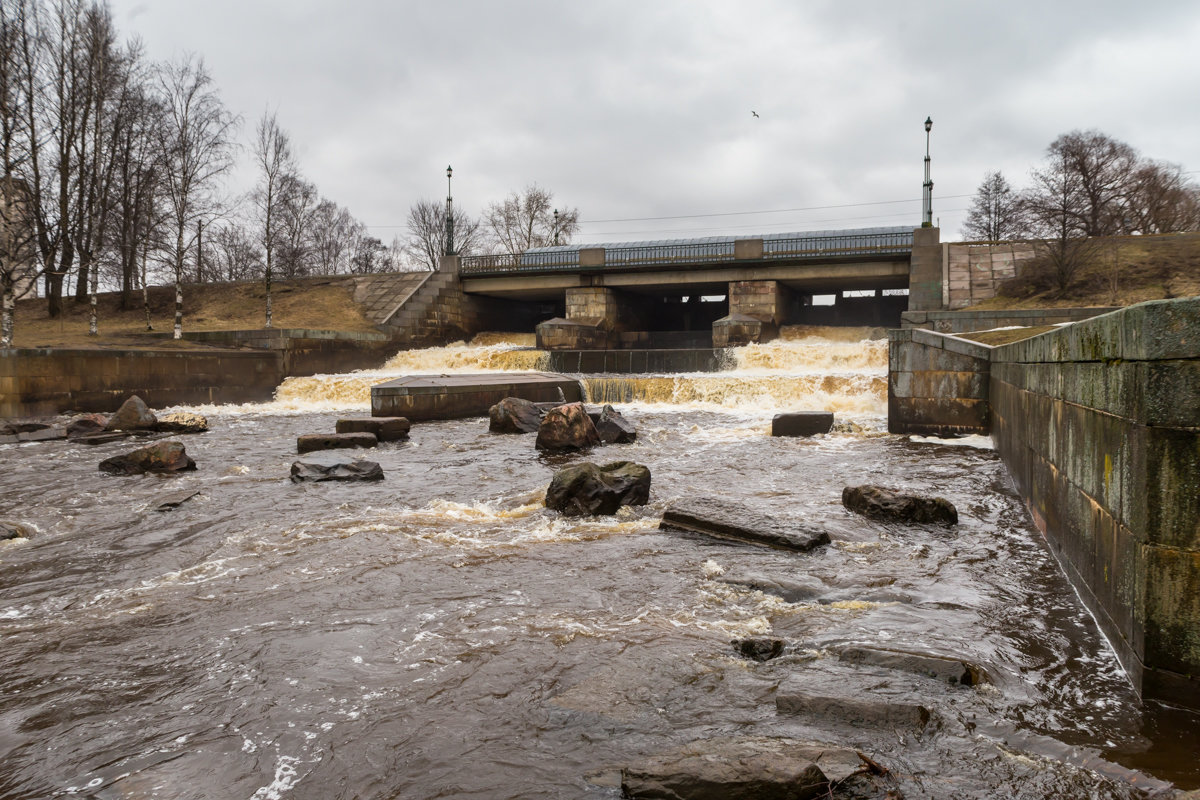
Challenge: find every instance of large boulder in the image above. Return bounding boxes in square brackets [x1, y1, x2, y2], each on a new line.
[545, 461, 651, 516]
[842, 485, 958, 525]
[595, 404, 637, 444]
[660, 498, 831, 552]
[105, 395, 158, 432]
[99, 441, 196, 475]
[488, 397, 546, 434]
[621, 736, 870, 800]
[290, 454, 385, 483]
[153, 412, 209, 434]
[296, 432, 377, 454]
[335, 417, 410, 442]
[535, 402, 600, 452]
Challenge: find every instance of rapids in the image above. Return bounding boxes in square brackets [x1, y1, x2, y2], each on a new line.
[0, 330, 1196, 799]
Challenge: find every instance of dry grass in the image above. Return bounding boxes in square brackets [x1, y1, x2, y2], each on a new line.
[12, 276, 381, 349]
[967, 231, 1200, 310]
[955, 325, 1059, 346]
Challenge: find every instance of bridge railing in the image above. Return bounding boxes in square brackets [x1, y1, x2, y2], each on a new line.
[459, 228, 914, 276]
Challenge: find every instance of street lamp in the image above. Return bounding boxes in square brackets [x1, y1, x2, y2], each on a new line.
[922, 117, 933, 228]
[445, 165, 455, 257]
[553, 209, 560, 246]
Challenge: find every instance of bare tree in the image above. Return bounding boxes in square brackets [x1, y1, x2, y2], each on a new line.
[275, 172, 314, 278]
[253, 109, 293, 328]
[1046, 130, 1138, 236]
[484, 184, 579, 256]
[404, 198, 481, 270]
[1126, 160, 1200, 234]
[962, 171, 1027, 241]
[155, 54, 236, 339]
[1, 3, 40, 347]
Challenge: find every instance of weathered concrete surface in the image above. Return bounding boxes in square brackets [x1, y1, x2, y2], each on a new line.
[660, 498, 831, 552]
[902, 306, 1116, 334]
[887, 327, 991, 436]
[371, 372, 582, 421]
[989, 298, 1200, 708]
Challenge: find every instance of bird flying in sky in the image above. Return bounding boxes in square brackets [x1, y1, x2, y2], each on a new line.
[751, 110, 759, 118]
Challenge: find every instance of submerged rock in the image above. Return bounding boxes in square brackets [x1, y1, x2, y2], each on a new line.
[535, 402, 600, 452]
[775, 675, 933, 729]
[545, 461, 650, 516]
[99, 441, 196, 475]
[595, 404, 637, 444]
[835, 645, 988, 686]
[153, 412, 209, 434]
[1, 520, 33, 540]
[488, 397, 546, 434]
[105, 395, 158, 432]
[152, 489, 201, 512]
[335, 416, 410, 442]
[16, 426, 66, 442]
[842, 485, 958, 526]
[67, 414, 109, 439]
[772, 411, 834, 437]
[290, 455, 384, 483]
[296, 432, 378, 454]
[717, 572, 827, 603]
[732, 638, 785, 662]
[621, 736, 872, 800]
[660, 498, 831, 552]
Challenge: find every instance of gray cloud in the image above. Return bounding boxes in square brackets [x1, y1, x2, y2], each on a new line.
[108, 0, 1200, 242]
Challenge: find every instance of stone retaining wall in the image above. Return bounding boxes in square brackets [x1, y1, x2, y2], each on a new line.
[0, 347, 282, 417]
[1, 330, 399, 417]
[889, 299, 1200, 707]
[945, 242, 1037, 309]
[901, 307, 1117, 334]
[887, 328, 991, 436]
[990, 299, 1200, 707]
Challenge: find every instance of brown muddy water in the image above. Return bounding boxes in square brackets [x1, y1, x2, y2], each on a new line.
[0, 329, 1196, 799]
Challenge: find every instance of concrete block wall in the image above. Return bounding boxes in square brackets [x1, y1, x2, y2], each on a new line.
[989, 298, 1200, 706]
[887, 328, 992, 436]
[945, 242, 1036, 309]
[0, 348, 283, 417]
[727, 280, 789, 326]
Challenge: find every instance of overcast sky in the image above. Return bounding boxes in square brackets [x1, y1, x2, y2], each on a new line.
[107, 0, 1200, 245]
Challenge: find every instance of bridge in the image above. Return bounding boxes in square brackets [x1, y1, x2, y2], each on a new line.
[450, 225, 944, 349]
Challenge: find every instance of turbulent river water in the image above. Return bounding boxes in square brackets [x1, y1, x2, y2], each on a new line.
[1, 327, 1196, 799]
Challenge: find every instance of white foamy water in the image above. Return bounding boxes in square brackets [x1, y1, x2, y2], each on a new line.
[192, 329, 890, 421]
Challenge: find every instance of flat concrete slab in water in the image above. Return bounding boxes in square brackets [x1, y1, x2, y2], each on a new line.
[371, 372, 583, 421]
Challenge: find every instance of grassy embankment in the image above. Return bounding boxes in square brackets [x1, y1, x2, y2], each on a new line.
[10, 276, 381, 349]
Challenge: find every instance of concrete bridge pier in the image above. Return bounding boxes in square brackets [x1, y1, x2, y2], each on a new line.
[535, 286, 651, 349]
[712, 280, 792, 347]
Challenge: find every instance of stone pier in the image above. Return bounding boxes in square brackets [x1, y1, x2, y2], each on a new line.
[712, 280, 792, 347]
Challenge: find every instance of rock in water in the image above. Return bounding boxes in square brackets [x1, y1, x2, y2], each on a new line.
[152, 490, 201, 512]
[335, 417, 410, 442]
[595, 404, 637, 443]
[545, 461, 650, 516]
[1, 520, 33, 540]
[67, 414, 108, 439]
[105, 395, 158, 432]
[621, 736, 869, 800]
[153, 412, 209, 434]
[290, 455, 384, 483]
[296, 432, 378, 454]
[99, 441, 196, 475]
[535, 402, 600, 452]
[835, 645, 989, 686]
[732, 638, 785, 662]
[660, 498, 831, 552]
[488, 397, 546, 434]
[842, 485, 958, 525]
[771, 411, 834, 437]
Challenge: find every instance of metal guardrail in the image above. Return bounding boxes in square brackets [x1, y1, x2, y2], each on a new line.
[460, 228, 914, 276]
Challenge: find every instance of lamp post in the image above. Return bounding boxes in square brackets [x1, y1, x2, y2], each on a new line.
[922, 117, 933, 228]
[445, 165, 455, 257]
[553, 209, 560, 246]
